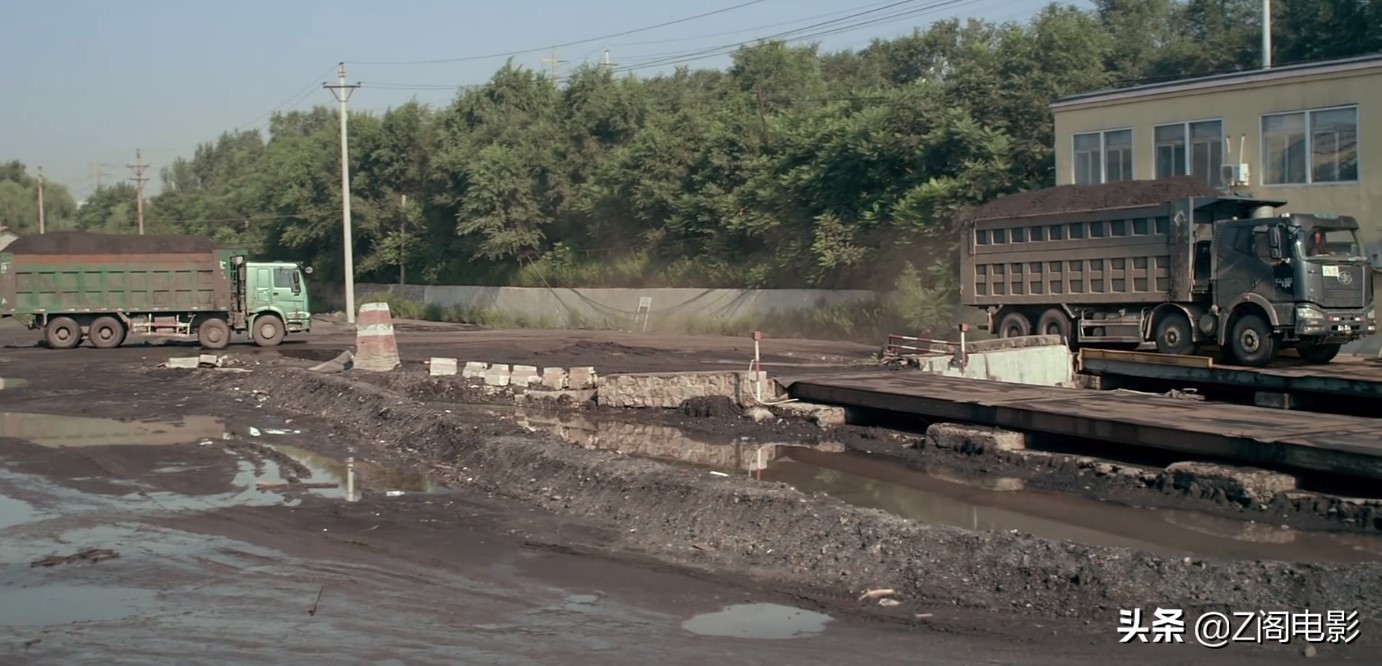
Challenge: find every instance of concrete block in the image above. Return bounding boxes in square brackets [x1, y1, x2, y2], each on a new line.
[308, 350, 354, 373]
[1165, 461, 1297, 505]
[165, 356, 200, 369]
[597, 371, 737, 408]
[541, 367, 568, 390]
[772, 401, 848, 428]
[926, 423, 1028, 454]
[461, 361, 489, 379]
[198, 354, 222, 367]
[1253, 391, 1299, 410]
[511, 364, 541, 386]
[429, 357, 458, 376]
[568, 367, 597, 390]
[355, 302, 401, 372]
[484, 364, 512, 387]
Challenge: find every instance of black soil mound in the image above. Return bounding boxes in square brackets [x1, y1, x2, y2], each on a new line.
[971, 177, 1221, 220]
[8, 231, 218, 255]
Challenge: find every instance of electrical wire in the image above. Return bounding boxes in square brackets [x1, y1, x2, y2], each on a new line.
[139, 65, 340, 154]
[349, 0, 769, 66]
[605, 0, 910, 48]
[616, 0, 987, 74]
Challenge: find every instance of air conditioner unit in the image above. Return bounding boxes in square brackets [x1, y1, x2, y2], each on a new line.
[1220, 163, 1250, 187]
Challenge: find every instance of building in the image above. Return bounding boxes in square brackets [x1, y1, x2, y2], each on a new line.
[1050, 53, 1380, 248]
[0, 226, 18, 252]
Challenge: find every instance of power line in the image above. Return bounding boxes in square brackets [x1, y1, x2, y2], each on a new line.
[616, 0, 985, 74]
[348, 0, 769, 66]
[606, 0, 909, 48]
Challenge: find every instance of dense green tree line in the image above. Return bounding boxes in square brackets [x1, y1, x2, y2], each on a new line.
[17, 0, 1382, 295]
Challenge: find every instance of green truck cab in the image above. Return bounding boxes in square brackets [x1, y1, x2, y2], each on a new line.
[0, 231, 312, 350]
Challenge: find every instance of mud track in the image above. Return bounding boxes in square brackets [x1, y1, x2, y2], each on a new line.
[194, 365, 1382, 642]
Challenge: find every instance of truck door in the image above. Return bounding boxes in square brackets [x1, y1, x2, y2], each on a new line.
[270, 267, 307, 321]
[248, 267, 273, 311]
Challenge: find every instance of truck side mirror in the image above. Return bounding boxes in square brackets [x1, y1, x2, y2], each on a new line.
[291, 271, 302, 294]
[1268, 227, 1282, 260]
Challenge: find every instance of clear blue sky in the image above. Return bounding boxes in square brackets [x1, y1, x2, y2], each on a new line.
[1, 0, 1073, 200]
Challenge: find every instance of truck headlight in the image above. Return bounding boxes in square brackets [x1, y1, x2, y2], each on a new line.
[1296, 305, 1325, 321]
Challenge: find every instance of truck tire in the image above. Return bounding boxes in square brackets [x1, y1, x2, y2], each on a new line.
[1228, 312, 1277, 367]
[996, 311, 1031, 339]
[1036, 308, 1073, 342]
[251, 314, 285, 347]
[1153, 312, 1195, 356]
[88, 316, 126, 349]
[44, 317, 82, 350]
[1299, 342, 1341, 365]
[198, 318, 231, 350]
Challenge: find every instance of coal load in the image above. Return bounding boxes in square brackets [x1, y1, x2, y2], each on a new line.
[7, 231, 218, 255]
[970, 176, 1222, 221]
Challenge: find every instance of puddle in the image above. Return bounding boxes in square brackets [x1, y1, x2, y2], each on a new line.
[763, 448, 1382, 563]
[265, 443, 443, 494]
[0, 490, 43, 530]
[512, 409, 786, 474]
[682, 603, 832, 640]
[0, 585, 156, 626]
[0, 412, 227, 448]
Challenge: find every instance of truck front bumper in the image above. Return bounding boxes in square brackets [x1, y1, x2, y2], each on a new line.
[1294, 305, 1375, 341]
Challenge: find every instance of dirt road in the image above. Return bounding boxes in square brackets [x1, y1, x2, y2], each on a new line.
[0, 320, 1373, 663]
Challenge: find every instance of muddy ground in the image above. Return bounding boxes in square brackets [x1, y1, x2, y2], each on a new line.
[1, 320, 1377, 663]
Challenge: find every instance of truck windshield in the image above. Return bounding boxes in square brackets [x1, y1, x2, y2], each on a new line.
[1298, 227, 1363, 260]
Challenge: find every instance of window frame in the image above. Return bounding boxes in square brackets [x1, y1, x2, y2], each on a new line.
[1259, 104, 1360, 186]
[1072, 127, 1135, 185]
[1152, 118, 1224, 186]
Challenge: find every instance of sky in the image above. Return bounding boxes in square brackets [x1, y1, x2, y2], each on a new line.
[1, 0, 1077, 201]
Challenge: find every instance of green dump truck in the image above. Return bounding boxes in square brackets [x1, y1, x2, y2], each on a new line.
[0, 231, 312, 350]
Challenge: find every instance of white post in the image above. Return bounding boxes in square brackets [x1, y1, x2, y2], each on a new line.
[1262, 0, 1272, 69]
[325, 64, 361, 324]
[752, 330, 763, 402]
[345, 455, 356, 502]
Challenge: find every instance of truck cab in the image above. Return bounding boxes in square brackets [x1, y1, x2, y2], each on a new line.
[1215, 213, 1374, 364]
[242, 261, 313, 337]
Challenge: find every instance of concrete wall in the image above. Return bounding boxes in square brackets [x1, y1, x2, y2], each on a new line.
[911, 335, 1076, 387]
[597, 371, 767, 408]
[347, 283, 878, 328]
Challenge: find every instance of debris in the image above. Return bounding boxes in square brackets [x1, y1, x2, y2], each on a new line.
[915, 613, 935, 620]
[858, 588, 896, 602]
[709, 471, 730, 477]
[31, 547, 120, 568]
[878, 598, 902, 607]
[308, 585, 325, 616]
[248, 426, 262, 437]
[385, 490, 405, 497]
[255, 481, 339, 491]
[743, 406, 775, 423]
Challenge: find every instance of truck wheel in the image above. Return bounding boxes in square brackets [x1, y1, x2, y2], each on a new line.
[1153, 313, 1195, 356]
[1036, 309, 1073, 341]
[1228, 312, 1277, 367]
[198, 318, 231, 350]
[88, 316, 126, 350]
[996, 312, 1031, 339]
[44, 317, 82, 350]
[1299, 342, 1341, 364]
[252, 315, 285, 347]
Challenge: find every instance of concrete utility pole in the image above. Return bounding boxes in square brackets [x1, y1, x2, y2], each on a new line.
[91, 161, 111, 189]
[324, 62, 362, 324]
[127, 149, 150, 235]
[602, 48, 616, 72]
[399, 193, 407, 285]
[36, 166, 45, 234]
[1262, 0, 1272, 69]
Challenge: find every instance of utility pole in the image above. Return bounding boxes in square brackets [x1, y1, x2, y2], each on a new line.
[324, 62, 362, 324]
[127, 149, 150, 235]
[36, 166, 46, 234]
[602, 48, 617, 72]
[1262, 0, 1272, 69]
[541, 46, 566, 85]
[91, 161, 111, 189]
[399, 193, 407, 285]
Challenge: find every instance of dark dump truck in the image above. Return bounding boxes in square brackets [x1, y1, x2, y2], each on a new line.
[959, 178, 1375, 367]
[0, 231, 312, 350]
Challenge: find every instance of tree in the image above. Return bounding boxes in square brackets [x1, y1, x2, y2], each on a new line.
[0, 161, 78, 233]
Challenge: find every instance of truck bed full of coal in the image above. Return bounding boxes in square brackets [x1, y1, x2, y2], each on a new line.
[970, 177, 1221, 221]
[7, 231, 218, 255]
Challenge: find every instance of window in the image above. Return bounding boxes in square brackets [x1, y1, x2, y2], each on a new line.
[273, 268, 296, 290]
[1262, 106, 1358, 185]
[1072, 129, 1134, 185]
[1153, 120, 1223, 185]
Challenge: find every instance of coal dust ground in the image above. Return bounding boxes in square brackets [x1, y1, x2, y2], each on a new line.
[0, 317, 1373, 664]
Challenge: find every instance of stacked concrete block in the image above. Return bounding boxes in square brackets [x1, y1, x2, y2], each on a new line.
[567, 367, 598, 390]
[541, 367, 568, 390]
[484, 364, 512, 387]
[597, 371, 740, 408]
[429, 357, 458, 376]
[511, 364, 541, 386]
[355, 302, 402, 372]
[461, 362, 488, 379]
